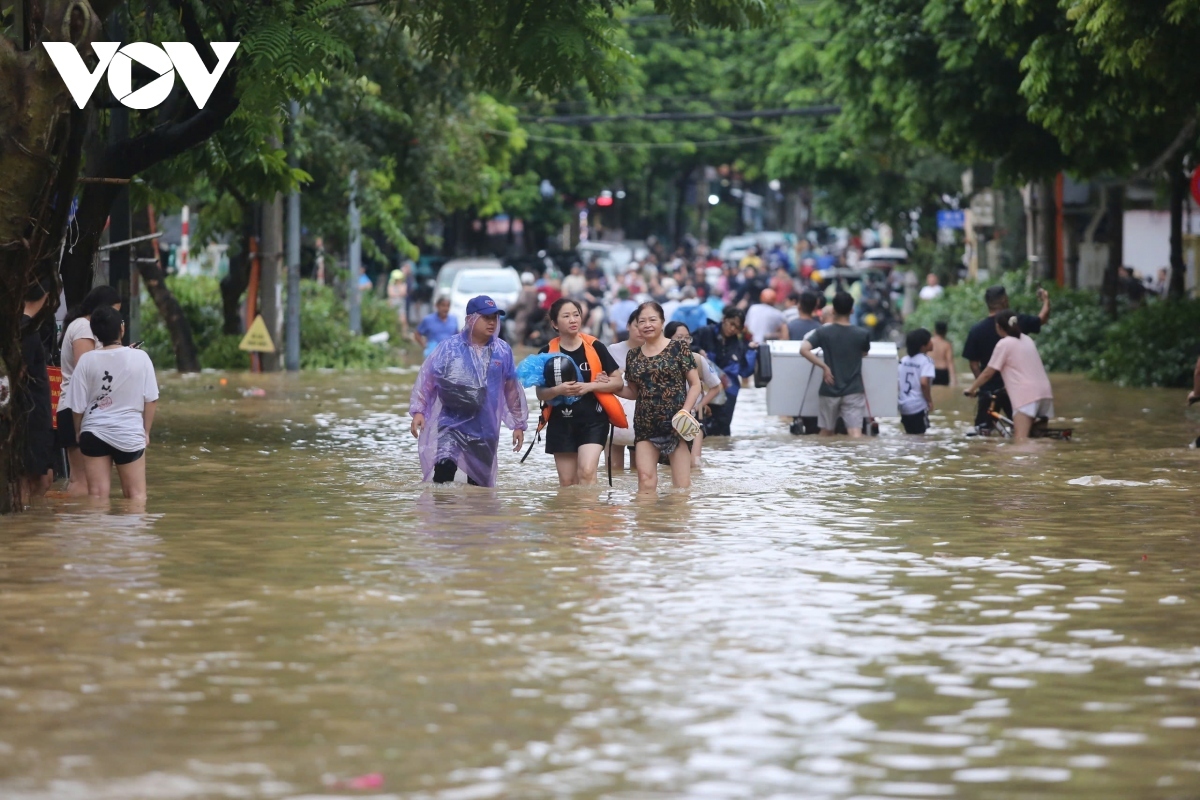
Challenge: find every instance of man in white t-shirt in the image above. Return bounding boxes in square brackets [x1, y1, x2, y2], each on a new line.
[919, 273, 944, 302]
[743, 288, 788, 344]
[898, 328, 936, 434]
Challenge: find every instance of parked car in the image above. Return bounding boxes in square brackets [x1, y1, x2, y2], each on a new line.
[717, 234, 758, 264]
[576, 241, 634, 284]
[435, 257, 504, 301]
[448, 267, 522, 328]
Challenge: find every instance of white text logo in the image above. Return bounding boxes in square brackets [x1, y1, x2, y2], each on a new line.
[44, 42, 239, 110]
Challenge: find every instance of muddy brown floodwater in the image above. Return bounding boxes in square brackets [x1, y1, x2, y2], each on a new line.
[1, 370, 1198, 799]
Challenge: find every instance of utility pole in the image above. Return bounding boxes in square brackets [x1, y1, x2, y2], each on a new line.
[108, 8, 131, 343]
[348, 170, 362, 335]
[260, 192, 284, 371]
[285, 100, 302, 371]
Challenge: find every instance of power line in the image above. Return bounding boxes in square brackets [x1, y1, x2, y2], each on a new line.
[519, 105, 840, 125]
[475, 127, 781, 149]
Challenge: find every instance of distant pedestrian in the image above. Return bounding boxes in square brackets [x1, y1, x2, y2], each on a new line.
[963, 285, 1049, 431]
[409, 296, 527, 486]
[898, 328, 936, 434]
[919, 273, 944, 302]
[413, 295, 458, 358]
[18, 282, 55, 502]
[387, 268, 409, 335]
[609, 288, 638, 341]
[930, 321, 956, 386]
[800, 291, 872, 437]
[57, 284, 122, 496]
[61, 306, 159, 502]
[745, 287, 788, 344]
[616, 303, 701, 492]
[964, 311, 1054, 441]
[786, 291, 821, 341]
[692, 307, 755, 437]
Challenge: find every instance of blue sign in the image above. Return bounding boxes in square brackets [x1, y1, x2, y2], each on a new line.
[937, 210, 965, 230]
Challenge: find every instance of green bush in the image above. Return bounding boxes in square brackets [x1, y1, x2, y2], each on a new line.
[141, 275, 226, 369]
[140, 275, 406, 370]
[1091, 300, 1200, 387]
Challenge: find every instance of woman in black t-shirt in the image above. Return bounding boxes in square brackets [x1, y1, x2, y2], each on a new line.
[537, 299, 623, 486]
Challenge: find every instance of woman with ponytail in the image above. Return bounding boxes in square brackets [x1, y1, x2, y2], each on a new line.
[964, 311, 1054, 440]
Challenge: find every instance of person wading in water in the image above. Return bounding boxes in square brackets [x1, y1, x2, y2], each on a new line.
[616, 302, 701, 493]
[409, 296, 527, 487]
[536, 298, 624, 486]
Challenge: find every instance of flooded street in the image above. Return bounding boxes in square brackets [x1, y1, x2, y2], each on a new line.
[1, 371, 1198, 799]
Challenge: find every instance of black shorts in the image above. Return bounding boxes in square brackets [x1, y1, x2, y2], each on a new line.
[22, 429, 56, 478]
[901, 411, 929, 434]
[56, 407, 78, 449]
[78, 432, 144, 465]
[545, 414, 610, 454]
[933, 369, 950, 386]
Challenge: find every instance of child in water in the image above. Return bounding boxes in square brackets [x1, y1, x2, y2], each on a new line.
[898, 328, 935, 434]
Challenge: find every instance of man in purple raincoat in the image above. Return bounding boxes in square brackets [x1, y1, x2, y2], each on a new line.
[409, 295, 528, 486]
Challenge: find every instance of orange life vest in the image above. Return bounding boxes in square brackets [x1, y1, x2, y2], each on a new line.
[543, 334, 629, 429]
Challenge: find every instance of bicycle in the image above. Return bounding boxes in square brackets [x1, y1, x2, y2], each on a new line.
[971, 389, 1073, 441]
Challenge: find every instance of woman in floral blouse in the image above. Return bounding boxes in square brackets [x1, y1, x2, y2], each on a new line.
[617, 302, 701, 492]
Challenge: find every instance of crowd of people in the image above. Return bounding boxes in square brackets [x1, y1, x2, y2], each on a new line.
[407, 269, 1082, 496]
[9, 242, 1195, 506]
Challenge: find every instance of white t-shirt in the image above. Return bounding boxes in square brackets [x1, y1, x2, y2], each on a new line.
[62, 347, 159, 452]
[59, 317, 97, 409]
[898, 353, 936, 415]
[919, 285, 944, 301]
[608, 341, 631, 372]
[744, 303, 786, 344]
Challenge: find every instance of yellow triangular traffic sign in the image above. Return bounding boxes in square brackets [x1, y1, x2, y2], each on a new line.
[239, 315, 276, 352]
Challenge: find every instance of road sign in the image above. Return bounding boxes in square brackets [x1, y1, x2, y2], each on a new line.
[239, 315, 276, 353]
[1192, 167, 1200, 206]
[969, 190, 995, 227]
[937, 210, 965, 230]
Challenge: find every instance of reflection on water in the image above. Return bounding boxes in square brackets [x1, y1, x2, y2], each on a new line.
[1, 370, 1198, 799]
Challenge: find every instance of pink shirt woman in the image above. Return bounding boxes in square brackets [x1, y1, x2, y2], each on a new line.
[964, 311, 1053, 439]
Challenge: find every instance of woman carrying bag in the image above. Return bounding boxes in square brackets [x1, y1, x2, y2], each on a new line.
[536, 298, 625, 486]
[617, 302, 701, 493]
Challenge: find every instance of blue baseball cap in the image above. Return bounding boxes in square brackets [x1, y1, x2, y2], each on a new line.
[466, 295, 506, 317]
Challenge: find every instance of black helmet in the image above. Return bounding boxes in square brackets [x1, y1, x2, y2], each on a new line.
[543, 354, 578, 388]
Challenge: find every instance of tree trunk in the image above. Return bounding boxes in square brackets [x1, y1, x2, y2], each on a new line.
[1169, 159, 1187, 300]
[1102, 183, 1124, 319]
[140, 259, 201, 372]
[0, 1, 103, 513]
[672, 169, 691, 246]
[221, 218, 256, 335]
[134, 210, 200, 372]
[1039, 178, 1057, 282]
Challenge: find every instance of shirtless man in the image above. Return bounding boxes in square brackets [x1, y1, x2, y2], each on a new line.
[930, 321, 957, 386]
